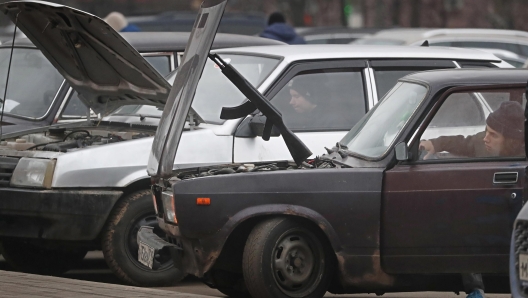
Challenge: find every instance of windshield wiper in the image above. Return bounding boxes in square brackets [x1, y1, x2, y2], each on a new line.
[111, 113, 161, 120]
[209, 53, 312, 166]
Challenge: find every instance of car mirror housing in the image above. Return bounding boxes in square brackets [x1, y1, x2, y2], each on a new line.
[249, 114, 281, 138]
[395, 141, 409, 161]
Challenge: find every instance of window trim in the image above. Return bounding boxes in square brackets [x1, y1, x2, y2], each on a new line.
[406, 83, 527, 165]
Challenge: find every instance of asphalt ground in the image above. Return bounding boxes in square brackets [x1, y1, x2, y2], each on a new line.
[0, 252, 513, 297]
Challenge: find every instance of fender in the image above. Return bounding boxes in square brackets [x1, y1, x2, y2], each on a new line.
[220, 204, 342, 251]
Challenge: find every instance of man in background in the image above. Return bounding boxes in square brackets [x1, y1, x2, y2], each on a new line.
[260, 12, 305, 45]
[104, 12, 140, 32]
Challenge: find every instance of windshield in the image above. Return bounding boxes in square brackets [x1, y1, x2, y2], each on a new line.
[340, 82, 428, 159]
[166, 54, 280, 124]
[0, 48, 64, 119]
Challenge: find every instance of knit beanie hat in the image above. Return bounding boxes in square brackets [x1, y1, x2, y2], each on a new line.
[486, 101, 524, 140]
[268, 12, 286, 25]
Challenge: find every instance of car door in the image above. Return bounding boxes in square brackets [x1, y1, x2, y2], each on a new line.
[233, 60, 369, 162]
[382, 86, 527, 274]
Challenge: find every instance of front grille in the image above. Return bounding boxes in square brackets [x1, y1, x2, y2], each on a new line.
[0, 156, 19, 187]
[514, 220, 528, 296]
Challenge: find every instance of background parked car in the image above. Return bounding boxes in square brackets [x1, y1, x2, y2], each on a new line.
[0, 32, 283, 140]
[295, 26, 380, 44]
[352, 28, 528, 57]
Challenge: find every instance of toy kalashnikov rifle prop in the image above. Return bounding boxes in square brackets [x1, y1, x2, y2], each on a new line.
[209, 53, 312, 166]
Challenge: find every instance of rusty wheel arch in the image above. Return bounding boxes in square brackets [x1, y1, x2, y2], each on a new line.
[211, 213, 339, 277]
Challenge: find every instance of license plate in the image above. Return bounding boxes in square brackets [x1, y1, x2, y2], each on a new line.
[138, 241, 155, 269]
[519, 254, 528, 281]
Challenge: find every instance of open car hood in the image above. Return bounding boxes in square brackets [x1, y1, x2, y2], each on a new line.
[148, 0, 227, 178]
[148, 0, 312, 178]
[0, 1, 171, 116]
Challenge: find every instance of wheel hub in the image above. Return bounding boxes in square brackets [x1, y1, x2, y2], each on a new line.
[273, 235, 316, 291]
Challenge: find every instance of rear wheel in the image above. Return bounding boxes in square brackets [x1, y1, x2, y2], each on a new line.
[242, 217, 334, 298]
[101, 190, 185, 286]
[0, 239, 87, 275]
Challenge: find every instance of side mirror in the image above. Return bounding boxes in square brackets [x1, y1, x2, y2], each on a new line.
[395, 142, 409, 161]
[249, 114, 281, 138]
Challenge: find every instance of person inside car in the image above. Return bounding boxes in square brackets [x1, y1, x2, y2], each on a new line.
[420, 100, 525, 159]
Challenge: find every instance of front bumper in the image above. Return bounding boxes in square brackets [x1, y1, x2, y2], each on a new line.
[0, 188, 122, 241]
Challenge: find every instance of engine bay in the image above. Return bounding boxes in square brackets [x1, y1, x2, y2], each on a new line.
[0, 127, 154, 153]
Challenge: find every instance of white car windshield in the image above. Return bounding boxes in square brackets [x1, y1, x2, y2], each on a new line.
[340, 82, 428, 159]
[0, 48, 64, 119]
[166, 54, 280, 124]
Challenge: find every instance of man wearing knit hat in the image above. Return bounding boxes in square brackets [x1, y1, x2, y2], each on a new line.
[420, 100, 525, 160]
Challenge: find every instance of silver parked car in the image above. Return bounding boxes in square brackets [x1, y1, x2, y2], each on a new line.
[0, 0, 512, 287]
[0, 1, 283, 287]
[353, 28, 528, 57]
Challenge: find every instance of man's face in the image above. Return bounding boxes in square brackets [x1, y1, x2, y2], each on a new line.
[483, 125, 505, 156]
[289, 89, 315, 113]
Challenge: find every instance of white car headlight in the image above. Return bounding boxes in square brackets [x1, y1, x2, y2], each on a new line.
[10, 158, 56, 189]
[162, 190, 177, 224]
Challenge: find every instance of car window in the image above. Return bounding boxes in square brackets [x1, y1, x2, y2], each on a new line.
[270, 70, 366, 132]
[144, 55, 171, 76]
[62, 92, 88, 118]
[374, 70, 427, 99]
[519, 44, 528, 57]
[419, 88, 525, 160]
[429, 42, 452, 47]
[452, 41, 521, 55]
[0, 48, 64, 119]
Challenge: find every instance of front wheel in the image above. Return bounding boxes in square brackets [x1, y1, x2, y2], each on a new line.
[0, 239, 87, 275]
[101, 190, 185, 286]
[242, 217, 335, 298]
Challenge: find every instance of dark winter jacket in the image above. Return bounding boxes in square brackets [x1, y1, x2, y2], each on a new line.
[260, 23, 305, 45]
[430, 131, 524, 158]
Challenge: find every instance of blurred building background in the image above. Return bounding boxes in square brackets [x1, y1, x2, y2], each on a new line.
[0, 0, 527, 32]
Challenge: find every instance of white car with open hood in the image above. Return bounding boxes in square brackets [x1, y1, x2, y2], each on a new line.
[0, 0, 512, 288]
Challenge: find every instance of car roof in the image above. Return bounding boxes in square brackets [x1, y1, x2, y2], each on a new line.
[359, 28, 528, 45]
[0, 32, 285, 51]
[214, 44, 502, 62]
[402, 68, 528, 87]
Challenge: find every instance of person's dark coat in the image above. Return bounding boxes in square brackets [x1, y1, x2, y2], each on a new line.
[430, 131, 524, 158]
[260, 23, 305, 45]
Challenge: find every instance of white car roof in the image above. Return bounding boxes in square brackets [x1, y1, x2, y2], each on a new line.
[214, 44, 502, 63]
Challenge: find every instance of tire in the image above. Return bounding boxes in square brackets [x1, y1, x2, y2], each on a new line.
[243, 217, 334, 298]
[0, 239, 87, 275]
[101, 189, 185, 286]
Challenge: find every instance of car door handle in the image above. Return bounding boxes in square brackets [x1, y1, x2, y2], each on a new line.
[493, 172, 518, 184]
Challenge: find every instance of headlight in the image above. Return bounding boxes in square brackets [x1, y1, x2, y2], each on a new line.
[162, 190, 177, 224]
[10, 158, 56, 189]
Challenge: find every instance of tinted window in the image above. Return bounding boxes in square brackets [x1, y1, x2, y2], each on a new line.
[144, 55, 171, 76]
[270, 70, 366, 131]
[429, 42, 452, 47]
[519, 44, 528, 57]
[374, 70, 423, 99]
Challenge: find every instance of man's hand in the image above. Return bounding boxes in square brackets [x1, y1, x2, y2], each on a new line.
[419, 140, 436, 160]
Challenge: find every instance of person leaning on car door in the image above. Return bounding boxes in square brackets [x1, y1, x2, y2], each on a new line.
[420, 101, 525, 159]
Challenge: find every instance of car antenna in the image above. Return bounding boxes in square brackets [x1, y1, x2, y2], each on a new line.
[0, 12, 19, 142]
[420, 40, 429, 47]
